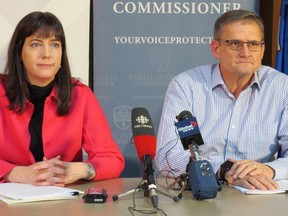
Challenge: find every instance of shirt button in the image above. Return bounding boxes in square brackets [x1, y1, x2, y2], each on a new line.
[231, 125, 236, 129]
[227, 147, 233, 151]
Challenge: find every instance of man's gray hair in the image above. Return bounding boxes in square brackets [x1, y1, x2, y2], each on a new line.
[214, 9, 264, 40]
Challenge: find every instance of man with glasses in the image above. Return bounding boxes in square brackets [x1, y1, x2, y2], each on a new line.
[155, 9, 288, 190]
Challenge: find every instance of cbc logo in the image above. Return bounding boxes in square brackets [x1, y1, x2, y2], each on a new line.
[136, 115, 149, 124]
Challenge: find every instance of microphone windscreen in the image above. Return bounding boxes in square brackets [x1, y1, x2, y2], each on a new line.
[131, 107, 156, 161]
[134, 135, 156, 160]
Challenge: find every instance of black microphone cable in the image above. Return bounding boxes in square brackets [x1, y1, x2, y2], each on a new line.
[156, 126, 182, 177]
[126, 137, 170, 216]
[127, 166, 168, 216]
[157, 126, 189, 191]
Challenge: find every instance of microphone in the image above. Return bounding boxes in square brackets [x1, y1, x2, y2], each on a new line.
[131, 107, 156, 161]
[175, 110, 204, 160]
[112, 107, 179, 205]
[175, 111, 221, 200]
[131, 107, 158, 208]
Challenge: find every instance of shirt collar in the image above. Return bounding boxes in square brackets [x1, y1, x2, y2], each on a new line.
[211, 63, 261, 90]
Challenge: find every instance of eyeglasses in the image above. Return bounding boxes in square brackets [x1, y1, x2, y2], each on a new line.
[218, 39, 265, 52]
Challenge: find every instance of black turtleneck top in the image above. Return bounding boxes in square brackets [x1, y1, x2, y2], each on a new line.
[28, 81, 54, 162]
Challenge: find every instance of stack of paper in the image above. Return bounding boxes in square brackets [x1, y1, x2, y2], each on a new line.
[0, 183, 84, 204]
[233, 179, 288, 195]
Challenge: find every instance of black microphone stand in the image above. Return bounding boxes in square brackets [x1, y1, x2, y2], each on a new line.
[165, 162, 190, 199]
[112, 155, 179, 206]
[143, 155, 158, 207]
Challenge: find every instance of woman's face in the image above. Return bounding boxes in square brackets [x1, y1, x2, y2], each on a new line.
[21, 33, 62, 86]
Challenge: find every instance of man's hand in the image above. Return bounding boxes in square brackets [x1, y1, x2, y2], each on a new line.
[225, 159, 278, 190]
[226, 174, 279, 190]
[227, 159, 275, 179]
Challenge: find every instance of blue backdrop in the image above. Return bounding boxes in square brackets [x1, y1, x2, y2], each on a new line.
[93, 0, 260, 177]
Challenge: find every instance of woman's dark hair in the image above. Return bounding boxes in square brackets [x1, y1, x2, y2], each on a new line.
[3, 11, 73, 115]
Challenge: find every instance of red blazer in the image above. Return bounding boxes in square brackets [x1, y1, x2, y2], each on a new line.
[0, 78, 124, 182]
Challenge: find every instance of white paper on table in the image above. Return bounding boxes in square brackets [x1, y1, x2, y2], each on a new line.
[0, 183, 84, 204]
[233, 179, 288, 195]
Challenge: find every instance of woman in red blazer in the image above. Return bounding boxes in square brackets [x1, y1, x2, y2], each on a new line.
[0, 11, 124, 186]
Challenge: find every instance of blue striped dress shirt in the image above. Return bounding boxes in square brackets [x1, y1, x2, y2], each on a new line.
[155, 63, 288, 180]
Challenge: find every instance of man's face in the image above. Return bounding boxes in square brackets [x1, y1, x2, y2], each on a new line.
[211, 21, 265, 79]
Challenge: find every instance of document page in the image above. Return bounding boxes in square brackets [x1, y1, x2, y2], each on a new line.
[0, 183, 83, 204]
[233, 179, 288, 195]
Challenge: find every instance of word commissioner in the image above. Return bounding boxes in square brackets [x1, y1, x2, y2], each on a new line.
[113, 2, 241, 14]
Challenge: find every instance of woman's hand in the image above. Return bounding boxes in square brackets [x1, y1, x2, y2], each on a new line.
[4, 155, 67, 186]
[34, 157, 96, 186]
[5, 156, 95, 186]
[32, 155, 68, 186]
[62, 162, 94, 185]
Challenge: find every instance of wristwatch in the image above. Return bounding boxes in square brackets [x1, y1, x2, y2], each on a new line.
[86, 163, 95, 180]
[219, 160, 234, 182]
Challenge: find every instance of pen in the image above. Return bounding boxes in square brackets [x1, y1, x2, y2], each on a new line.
[70, 191, 80, 196]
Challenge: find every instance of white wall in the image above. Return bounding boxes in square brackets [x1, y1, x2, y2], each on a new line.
[0, 0, 90, 85]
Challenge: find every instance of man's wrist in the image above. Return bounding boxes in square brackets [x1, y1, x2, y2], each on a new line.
[219, 161, 234, 183]
[266, 165, 275, 179]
